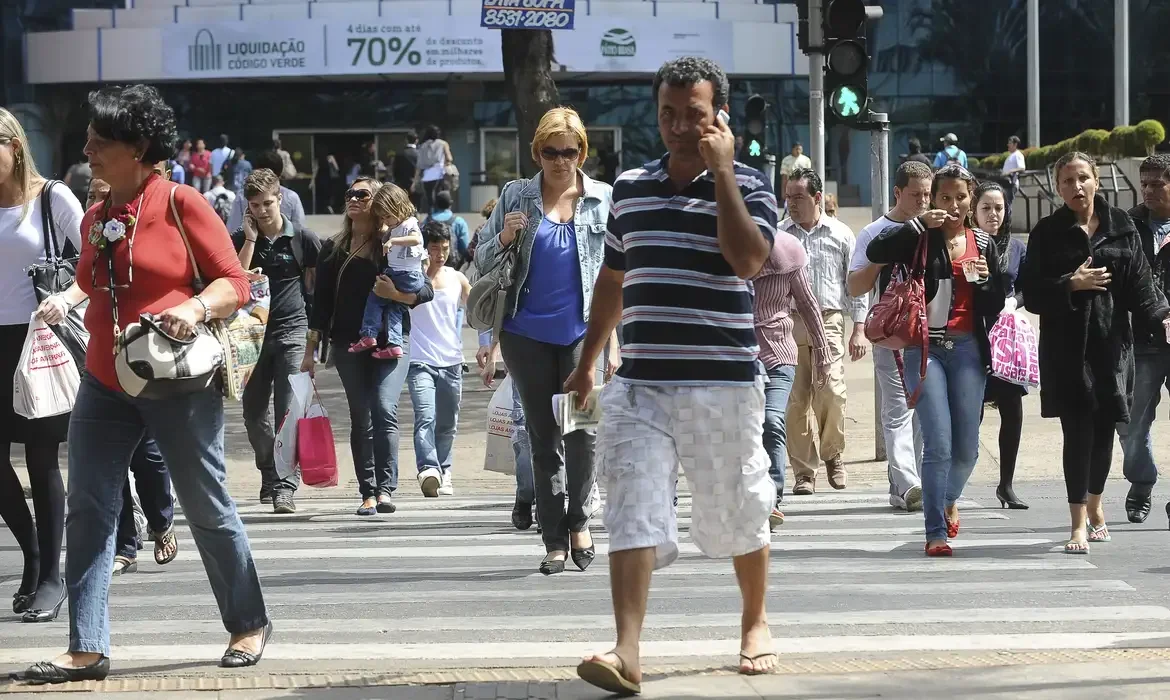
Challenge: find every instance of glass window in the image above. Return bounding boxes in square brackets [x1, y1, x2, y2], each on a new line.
[584, 128, 621, 185]
[482, 129, 519, 188]
[275, 133, 313, 178]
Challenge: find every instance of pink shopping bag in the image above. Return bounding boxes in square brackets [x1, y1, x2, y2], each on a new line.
[988, 311, 1040, 388]
[297, 384, 338, 488]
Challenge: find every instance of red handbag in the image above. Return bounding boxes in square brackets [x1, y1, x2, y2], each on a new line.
[298, 384, 339, 488]
[863, 229, 929, 407]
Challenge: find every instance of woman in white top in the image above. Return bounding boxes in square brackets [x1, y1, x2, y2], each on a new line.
[0, 108, 84, 622]
[407, 218, 470, 497]
[415, 125, 453, 214]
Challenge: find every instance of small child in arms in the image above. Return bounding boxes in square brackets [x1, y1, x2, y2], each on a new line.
[350, 184, 426, 359]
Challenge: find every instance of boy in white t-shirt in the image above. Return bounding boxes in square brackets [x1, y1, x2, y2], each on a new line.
[350, 184, 425, 359]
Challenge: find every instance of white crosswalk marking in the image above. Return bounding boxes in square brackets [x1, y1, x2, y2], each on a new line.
[2, 490, 1168, 669]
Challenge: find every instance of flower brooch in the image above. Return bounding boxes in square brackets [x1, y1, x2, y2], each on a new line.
[89, 214, 137, 250]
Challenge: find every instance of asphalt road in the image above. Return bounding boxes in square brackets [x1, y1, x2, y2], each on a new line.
[3, 481, 1170, 698]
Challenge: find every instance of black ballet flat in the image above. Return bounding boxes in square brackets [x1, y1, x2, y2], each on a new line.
[220, 621, 274, 668]
[571, 545, 596, 572]
[21, 656, 110, 685]
[21, 582, 65, 624]
[539, 556, 566, 576]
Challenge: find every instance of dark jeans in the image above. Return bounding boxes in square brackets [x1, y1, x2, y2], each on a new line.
[115, 437, 174, 560]
[1060, 409, 1115, 504]
[499, 331, 597, 554]
[359, 268, 425, 347]
[762, 364, 796, 498]
[66, 374, 267, 655]
[242, 328, 307, 493]
[332, 338, 411, 499]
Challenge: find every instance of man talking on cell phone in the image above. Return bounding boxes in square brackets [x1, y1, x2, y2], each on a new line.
[232, 169, 322, 514]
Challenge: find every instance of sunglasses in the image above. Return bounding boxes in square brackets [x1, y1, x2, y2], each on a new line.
[345, 189, 372, 201]
[540, 147, 580, 162]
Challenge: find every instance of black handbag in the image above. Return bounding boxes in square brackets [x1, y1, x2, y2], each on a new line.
[28, 180, 89, 367]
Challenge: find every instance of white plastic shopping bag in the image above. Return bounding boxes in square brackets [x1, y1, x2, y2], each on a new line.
[274, 372, 314, 480]
[13, 314, 80, 419]
[484, 375, 517, 475]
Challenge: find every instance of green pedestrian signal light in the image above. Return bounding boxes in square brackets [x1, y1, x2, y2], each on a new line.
[748, 139, 762, 157]
[830, 85, 864, 119]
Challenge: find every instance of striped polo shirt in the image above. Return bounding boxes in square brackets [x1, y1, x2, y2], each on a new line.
[605, 155, 779, 385]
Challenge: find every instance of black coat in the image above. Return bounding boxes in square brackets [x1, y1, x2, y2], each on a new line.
[1020, 195, 1169, 421]
[1128, 203, 1170, 350]
[866, 217, 1005, 370]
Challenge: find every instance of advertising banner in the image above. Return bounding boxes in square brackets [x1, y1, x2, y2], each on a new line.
[481, 0, 576, 31]
[161, 22, 327, 79]
[326, 20, 503, 74]
[556, 19, 733, 74]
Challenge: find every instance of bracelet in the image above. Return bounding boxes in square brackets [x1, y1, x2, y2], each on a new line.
[193, 295, 212, 323]
[245, 237, 257, 243]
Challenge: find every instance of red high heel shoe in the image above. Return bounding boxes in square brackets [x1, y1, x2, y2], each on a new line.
[925, 542, 953, 557]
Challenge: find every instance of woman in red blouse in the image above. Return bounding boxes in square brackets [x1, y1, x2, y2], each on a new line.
[22, 85, 271, 684]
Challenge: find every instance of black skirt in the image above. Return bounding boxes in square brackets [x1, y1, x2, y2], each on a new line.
[0, 323, 69, 446]
[984, 373, 1027, 407]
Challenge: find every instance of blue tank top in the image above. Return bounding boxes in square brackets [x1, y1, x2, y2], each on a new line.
[503, 216, 586, 346]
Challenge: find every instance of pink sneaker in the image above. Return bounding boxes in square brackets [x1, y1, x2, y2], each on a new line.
[372, 345, 404, 360]
[349, 337, 377, 353]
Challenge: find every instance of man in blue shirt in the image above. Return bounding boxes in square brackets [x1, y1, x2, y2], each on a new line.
[426, 189, 469, 267]
[933, 133, 968, 169]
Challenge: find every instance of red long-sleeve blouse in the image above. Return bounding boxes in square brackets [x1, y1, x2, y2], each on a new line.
[77, 174, 251, 392]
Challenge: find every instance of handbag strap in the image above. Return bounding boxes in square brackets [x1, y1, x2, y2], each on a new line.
[168, 186, 206, 294]
[39, 180, 61, 262]
[893, 226, 930, 408]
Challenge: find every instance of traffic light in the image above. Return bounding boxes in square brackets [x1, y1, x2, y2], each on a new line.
[740, 94, 767, 170]
[823, 0, 871, 123]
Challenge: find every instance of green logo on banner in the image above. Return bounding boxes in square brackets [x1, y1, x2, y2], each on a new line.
[601, 28, 636, 57]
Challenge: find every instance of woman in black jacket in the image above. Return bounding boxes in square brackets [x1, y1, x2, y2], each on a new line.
[867, 165, 1005, 557]
[1020, 151, 1170, 554]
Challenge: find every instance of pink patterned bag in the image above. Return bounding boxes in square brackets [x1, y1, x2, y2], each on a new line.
[988, 311, 1040, 388]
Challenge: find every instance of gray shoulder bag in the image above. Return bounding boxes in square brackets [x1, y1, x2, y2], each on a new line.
[466, 182, 533, 337]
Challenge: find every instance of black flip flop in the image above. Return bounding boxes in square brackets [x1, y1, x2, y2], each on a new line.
[738, 651, 778, 676]
[154, 525, 179, 565]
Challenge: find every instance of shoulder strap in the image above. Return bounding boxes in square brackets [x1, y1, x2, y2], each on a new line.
[168, 186, 206, 293]
[40, 180, 61, 261]
[289, 226, 305, 270]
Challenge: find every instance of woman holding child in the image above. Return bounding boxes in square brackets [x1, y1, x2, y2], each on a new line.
[474, 107, 618, 575]
[304, 177, 434, 516]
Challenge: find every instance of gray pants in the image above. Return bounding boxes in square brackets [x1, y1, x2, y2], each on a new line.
[874, 347, 922, 498]
[242, 328, 307, 493]
[500, 331, 597, 553]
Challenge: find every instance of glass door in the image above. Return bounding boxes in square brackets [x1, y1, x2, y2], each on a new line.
[481, 128, 520, 188]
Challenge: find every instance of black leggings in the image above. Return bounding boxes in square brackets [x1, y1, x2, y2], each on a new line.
[0, 443, 64, 596]
[1059, 411, 1114, 504]
[996, 394, 1023, 487]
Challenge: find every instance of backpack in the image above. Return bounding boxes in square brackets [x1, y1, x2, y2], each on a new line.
[212, 193, 232, 223]
[940, 147, 962, 168]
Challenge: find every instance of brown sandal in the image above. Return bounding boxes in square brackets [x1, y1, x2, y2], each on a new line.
[576, 653, 641, 696]
[153, 525, 179, 565]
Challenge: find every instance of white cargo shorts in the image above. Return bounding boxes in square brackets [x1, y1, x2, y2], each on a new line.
[597, 377, 774, 570]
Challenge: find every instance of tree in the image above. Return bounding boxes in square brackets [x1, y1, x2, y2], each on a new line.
[501, 30, 560, 178]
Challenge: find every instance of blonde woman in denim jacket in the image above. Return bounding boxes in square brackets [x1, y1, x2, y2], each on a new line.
[475, 107, 619, 575]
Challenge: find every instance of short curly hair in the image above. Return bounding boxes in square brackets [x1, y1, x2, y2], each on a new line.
[652, 57, 729, 111]
[87, 84, 179, 165]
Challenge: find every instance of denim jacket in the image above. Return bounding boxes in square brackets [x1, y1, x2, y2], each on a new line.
[474, 170, 612, 323]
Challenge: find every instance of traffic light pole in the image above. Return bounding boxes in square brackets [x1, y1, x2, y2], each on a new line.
[808, 0, 826, 184]
[868, 112, 890, 462]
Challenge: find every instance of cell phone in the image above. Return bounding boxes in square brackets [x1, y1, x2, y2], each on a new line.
[717, 109, 730, 126]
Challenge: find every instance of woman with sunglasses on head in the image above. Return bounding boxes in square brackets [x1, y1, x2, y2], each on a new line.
[1021, 152, 1170, 554]
[21, 85, 270, 684]
[0, 107, 83, 624]
[867, 165, 1005, 557]
[475, 107, 618, 575]
[304, 178, 434, 516]
[972, 181, 1029, 510]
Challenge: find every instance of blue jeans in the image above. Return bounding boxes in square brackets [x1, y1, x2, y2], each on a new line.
[512, 385, 535, 503]
[66, 375, 267, 655]
[903, 334, 987, 542]
[359, 268, 425, 347]
[115, 437, 173, 560]
[1118, 349, 1170, 488]
[407, 362, 462, 475]
[763, 364, 796, 498]
[332, 338, 411, 499]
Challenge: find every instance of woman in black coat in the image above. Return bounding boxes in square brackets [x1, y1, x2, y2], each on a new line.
[1020, 151, 1170, 554]
[867, 165, 1005, 557]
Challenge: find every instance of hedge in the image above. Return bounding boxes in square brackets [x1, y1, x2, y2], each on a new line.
[970, 119, 1166, 171]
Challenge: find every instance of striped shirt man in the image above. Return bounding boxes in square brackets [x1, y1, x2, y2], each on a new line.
[778, 214, 869, 322]
[605, 155, 779, 385]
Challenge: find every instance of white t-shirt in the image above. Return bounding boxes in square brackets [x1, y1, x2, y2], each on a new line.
[385, 217, 426, 272]
[850, 214, 902, 273]
[780, 153, 813, 176]
[409, 278, 464, 368]
[204, 185, 235, 207]
[0, 183, 84, 325]
[1003, 150, 1026, 175]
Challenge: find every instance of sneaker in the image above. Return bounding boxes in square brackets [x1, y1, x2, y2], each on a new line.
[825, 455, 847, 490]
[259, 489, 274, 506]
[349, 337, 378, 353]
[273, 492, 296, 514]
[418, 468, 441, 498]
[438, 471, 454, 496]
[769, 504, 785, 531]
[889, 485, 923, 512]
